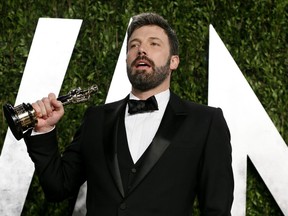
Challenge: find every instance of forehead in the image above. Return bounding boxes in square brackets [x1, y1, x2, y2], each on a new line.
[129, 25, 168, 42]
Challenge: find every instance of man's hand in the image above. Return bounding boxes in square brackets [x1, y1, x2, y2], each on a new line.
[32, 93, 64, 133]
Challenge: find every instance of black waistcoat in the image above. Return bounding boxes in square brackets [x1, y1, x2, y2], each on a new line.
[117, 111, 150, 195]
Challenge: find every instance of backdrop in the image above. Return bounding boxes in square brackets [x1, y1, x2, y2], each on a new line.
[0, 0, 287, 215]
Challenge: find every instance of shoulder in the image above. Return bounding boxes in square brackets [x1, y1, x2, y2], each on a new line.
[169, 91, 222, 116]
[82, 96, 128, 118]
[86, 97, 127, 111]
[169, 92, 229, 131]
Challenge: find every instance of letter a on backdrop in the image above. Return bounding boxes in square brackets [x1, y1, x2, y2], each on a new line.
[72, 19, 132, 216]
[208, 25, 288, 215]
[0, 18, 82, 215]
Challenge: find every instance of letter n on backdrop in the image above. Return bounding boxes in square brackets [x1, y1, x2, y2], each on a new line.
[208, 25, 288, 215]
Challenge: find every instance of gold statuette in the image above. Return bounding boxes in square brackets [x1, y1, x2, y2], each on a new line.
[3, 85, 98, 140]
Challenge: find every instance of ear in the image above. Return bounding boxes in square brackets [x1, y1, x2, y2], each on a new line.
[170, 55, 180, 70]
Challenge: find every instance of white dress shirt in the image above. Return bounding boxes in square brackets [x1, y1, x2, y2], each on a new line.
[32, 89, 170, 164]
[125, 89, 170, 163]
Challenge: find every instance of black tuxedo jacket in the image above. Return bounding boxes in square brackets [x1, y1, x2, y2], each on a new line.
[25, 91, 234, 216]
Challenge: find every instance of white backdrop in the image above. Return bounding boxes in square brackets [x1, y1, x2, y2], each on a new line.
[0, 19, 287, 216]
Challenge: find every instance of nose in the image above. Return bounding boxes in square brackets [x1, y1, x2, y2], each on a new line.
[137, 45, 147, 56]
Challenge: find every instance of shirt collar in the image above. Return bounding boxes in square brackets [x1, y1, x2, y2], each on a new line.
[129, 89, 170, 112]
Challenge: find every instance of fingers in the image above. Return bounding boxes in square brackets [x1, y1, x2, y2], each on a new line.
[32, 98, 51, 119]
[32, 93, 61, 119]
[31, 93, 65, 132]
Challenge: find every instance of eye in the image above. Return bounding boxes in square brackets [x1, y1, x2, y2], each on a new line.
[130, 43, 139, 49]
[151, 42, 160, 46]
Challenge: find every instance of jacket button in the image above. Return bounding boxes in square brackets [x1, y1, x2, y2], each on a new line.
[120, 202, 127, 210]
[131, 168, 137, 173]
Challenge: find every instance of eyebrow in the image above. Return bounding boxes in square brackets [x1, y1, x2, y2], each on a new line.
[128, 38, 141, 44]
[129, 37, 163, 44]
[149, 37, 162, 42]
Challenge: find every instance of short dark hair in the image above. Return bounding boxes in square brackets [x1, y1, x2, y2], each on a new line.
[127, 13, 179, 56]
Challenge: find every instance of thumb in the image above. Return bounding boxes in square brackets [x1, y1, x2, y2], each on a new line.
[48, 93, 62, 108]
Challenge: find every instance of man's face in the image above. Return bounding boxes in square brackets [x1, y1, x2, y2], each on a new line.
[126, 25, 172, 91]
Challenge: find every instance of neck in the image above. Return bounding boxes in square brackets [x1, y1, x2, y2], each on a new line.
[131, 85, 169, 100]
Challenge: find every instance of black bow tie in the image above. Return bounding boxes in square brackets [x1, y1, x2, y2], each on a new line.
[128, 95, 159, 114]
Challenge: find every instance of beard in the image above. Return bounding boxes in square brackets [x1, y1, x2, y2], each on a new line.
[127, 56, 171, 91]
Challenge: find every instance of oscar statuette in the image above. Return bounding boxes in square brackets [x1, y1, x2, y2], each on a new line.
[3, 85, 98, 140]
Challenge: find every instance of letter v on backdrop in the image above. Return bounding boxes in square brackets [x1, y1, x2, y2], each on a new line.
[208, 25, 288, 215]
[0, 18, 82, 215]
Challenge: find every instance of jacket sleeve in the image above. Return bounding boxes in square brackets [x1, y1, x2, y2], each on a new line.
[197, 108, 234, 215]
[24, 125, 86, 202]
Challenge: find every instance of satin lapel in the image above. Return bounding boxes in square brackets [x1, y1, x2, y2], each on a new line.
[103, 98, 128, 198]
[128, 93, 187, 193]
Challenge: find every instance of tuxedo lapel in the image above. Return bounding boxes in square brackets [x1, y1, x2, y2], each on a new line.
[128, 92, 187, 194]
[103, 93, 188, 197]
[103, 98, 128, 198]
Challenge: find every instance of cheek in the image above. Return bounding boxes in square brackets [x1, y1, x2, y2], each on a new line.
[154, 53, 169, 66]
[126, 56, 132, 66]
[126, 51, 136, 65]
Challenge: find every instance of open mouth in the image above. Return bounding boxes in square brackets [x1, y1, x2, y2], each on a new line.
[135, 60, 151, 69]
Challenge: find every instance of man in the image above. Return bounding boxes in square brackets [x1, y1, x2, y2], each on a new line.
[25, 13, 234, 215]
